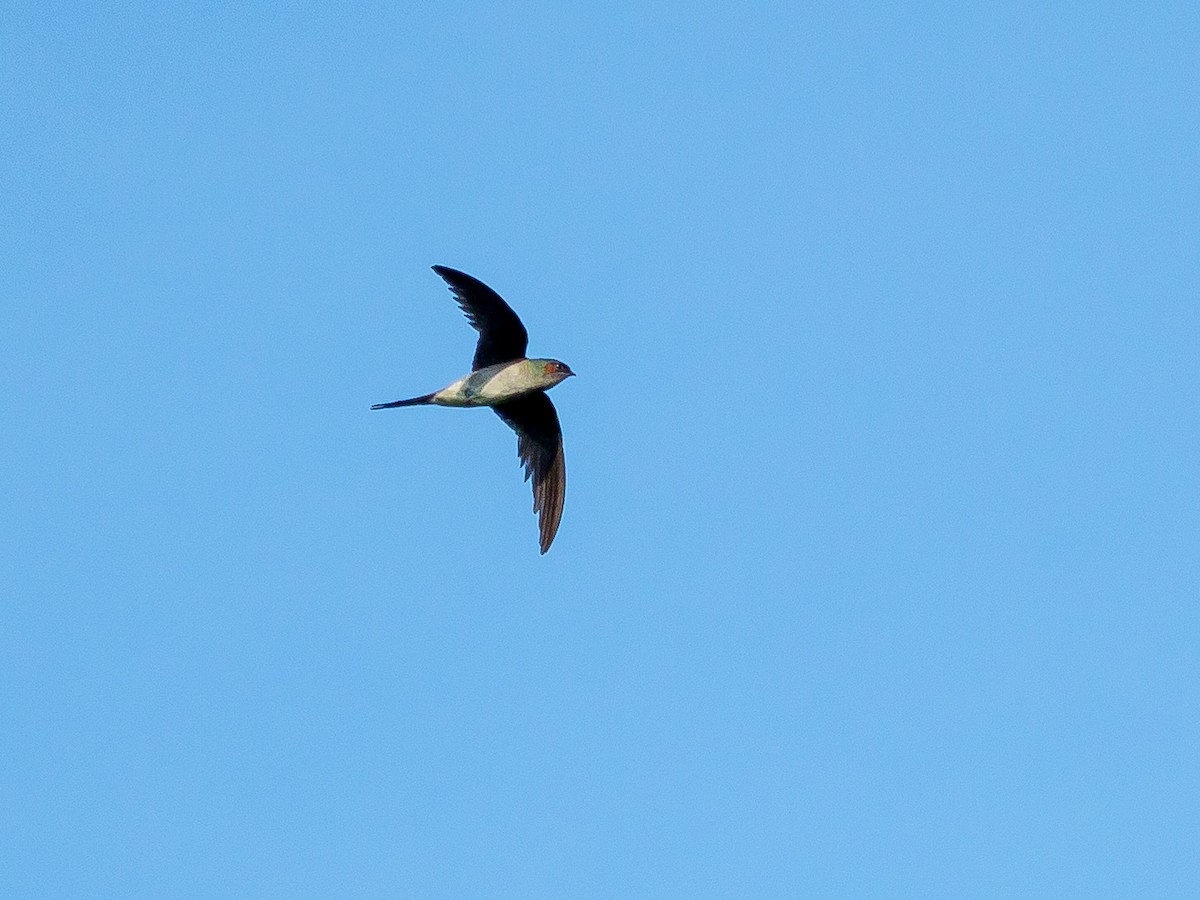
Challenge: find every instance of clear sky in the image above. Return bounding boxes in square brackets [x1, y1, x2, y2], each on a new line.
[3, 3, 1198, 896]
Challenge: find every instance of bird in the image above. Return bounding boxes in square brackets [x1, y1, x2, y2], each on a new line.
[372, 266, 575, 554]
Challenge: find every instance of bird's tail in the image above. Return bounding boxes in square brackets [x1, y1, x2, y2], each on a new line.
[371, 392, 436, 410]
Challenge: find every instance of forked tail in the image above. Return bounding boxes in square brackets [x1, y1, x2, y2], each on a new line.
[371, 392, 436, 410]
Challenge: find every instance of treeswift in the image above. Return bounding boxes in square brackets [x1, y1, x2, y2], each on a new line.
[372, 266, 575, 554]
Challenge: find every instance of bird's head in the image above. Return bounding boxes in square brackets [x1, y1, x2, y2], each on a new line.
[535, 359, 575, 388]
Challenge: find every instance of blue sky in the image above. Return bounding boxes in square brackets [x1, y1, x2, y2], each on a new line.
[3, 2, 1198, 896]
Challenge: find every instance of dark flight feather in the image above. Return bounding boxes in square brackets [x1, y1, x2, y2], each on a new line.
[432, 265, 529, 370]
[493, 392, 566, 554]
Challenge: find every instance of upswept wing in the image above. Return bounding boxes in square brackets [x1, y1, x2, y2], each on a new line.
[492, 392, 566, 554]
[432, 265, 529, 370]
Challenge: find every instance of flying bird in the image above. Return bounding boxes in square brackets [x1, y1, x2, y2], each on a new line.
[372, 266, 575, 553]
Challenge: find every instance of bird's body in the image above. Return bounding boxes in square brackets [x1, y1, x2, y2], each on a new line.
[377, 358, 572, 409]
[372, 267, 574, 553]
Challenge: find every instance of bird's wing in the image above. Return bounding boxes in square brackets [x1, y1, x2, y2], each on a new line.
[432, 266, 529, 370]
[493, 392, 566, 554]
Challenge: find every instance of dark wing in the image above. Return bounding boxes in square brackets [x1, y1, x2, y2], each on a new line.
[493, 392, 566, 554]
[432, 265, 529, 370]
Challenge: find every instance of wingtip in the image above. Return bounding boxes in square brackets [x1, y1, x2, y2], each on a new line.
[539, 518, 560, 555]
[431, 264, 465, 287]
